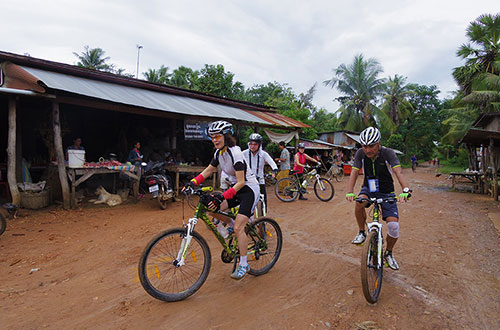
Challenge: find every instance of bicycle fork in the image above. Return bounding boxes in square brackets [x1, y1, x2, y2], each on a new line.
[175, 217, 198, 267]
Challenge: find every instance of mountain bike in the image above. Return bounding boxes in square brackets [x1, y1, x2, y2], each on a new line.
[355, 196, 398, 303]
[138, 186, 282, 302]
[326, 163, 344, 182]
[274, 164, 334, 202]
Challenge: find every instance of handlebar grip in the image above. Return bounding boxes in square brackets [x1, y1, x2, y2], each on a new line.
[201, 186, 213, 192]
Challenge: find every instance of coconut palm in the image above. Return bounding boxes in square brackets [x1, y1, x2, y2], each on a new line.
[453, 13, 500, 94]
[170, 66, 199, 89]
[73, 46, 112, 72]
[143, 65, 171, 84]
[380, 75, 414, 131]
[324, 54, 386, 131]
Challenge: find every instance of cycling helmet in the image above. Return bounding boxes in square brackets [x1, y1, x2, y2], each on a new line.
[298, 143, 305, 148]
[207, 120, 233, 136]
[359, 127, 381, 146]
[248, 133, 263, 144]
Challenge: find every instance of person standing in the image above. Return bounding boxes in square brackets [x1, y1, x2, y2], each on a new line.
[242, 133, 278, 211]
[275, 141, 290, 192]
[127, 141, 143, 165]
[345, 127, 411, 270]
[294, 143, 320, 200]
[65, 137, 84, 160]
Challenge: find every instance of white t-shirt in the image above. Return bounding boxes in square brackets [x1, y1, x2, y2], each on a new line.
[242, 148, 278, 185]
[210, 146, 259, 187]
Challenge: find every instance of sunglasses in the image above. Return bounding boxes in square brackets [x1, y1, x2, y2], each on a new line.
[210, 134, 224, 141]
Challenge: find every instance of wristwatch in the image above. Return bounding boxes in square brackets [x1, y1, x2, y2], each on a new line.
[403, 187, 411, 193]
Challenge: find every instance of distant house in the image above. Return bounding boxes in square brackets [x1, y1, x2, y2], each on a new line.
[317, 130, 360, 149]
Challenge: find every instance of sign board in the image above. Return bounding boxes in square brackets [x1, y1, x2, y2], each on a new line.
[184, 120, 211, 140]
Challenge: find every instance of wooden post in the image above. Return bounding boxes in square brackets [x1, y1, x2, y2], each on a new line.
[7, 96, 20, 205]
[489, 138, 498, 201]
[52, 102, 71, 209]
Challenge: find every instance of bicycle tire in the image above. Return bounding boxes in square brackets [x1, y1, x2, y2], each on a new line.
[138, 228, 211, 302]
[246, 217, 282, 276]
[335, 169, 344, 182]
[313, 178, 334, 202]
[274, 177, 299, 202]
[361, 231, 383, 303]
[157, 184, 168, 210]
[0, 212, 6, 236]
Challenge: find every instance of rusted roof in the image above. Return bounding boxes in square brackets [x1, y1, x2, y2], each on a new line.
[0, 51, 308, 129]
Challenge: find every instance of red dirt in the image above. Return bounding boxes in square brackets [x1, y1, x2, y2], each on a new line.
[1, 167, 499, 329]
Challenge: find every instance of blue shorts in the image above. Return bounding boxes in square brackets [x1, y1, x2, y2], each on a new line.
[359, 186, 399, 220]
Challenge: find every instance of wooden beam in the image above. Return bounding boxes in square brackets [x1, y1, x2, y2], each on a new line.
[7, 96, 20, 205]
[52, 101, 71, 209]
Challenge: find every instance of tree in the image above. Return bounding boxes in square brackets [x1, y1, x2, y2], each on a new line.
[195, 64, 245, 99]
[143, 65, 171, 84]
[170, 66, 199, 89]
[380, 75, 414, 131]
[324, 54, 386, 131]
[73, 46, 112, 72]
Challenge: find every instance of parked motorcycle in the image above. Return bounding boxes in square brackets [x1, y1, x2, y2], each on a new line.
[0, 203, 17, 236]
[142, 161, 174, 210]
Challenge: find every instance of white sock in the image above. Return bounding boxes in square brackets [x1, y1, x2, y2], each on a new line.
[239, 256, 248, 267]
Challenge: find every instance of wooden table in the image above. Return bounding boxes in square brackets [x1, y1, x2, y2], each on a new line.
[165, 165, 217, 195]
[67, 165, 141, 208]
[450, 172, 484, 193]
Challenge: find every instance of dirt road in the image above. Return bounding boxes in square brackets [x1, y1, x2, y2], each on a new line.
[1, 167, 499, 329]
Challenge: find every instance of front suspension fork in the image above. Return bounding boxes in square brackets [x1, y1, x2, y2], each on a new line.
[175, 217, 198, 267]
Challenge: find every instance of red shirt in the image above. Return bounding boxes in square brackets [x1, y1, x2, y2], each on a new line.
[294, 152, 307, 173]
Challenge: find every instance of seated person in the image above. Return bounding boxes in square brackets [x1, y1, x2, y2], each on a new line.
[66, 137, 84, 160]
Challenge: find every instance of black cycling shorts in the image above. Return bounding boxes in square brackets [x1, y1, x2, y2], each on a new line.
[227, 185, 257, 218]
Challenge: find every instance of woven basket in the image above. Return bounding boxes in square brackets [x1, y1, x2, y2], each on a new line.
[20, 188, 50, 209]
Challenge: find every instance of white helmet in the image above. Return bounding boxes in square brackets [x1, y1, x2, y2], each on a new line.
[207, 120, 233, 136]
[359, 127, 381, 145]
[248, 133, 263, 144]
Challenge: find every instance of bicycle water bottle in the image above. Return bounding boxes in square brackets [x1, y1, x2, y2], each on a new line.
[212, 219, 229, 238]
[302, 179, 307, 187]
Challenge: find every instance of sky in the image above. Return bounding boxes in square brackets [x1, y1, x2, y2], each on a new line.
[2, 1, 499, 112]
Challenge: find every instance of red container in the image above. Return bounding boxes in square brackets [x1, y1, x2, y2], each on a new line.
[344, 164, 362, 175]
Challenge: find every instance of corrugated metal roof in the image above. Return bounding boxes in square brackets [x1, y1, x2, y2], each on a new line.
[22, 66, 273, 125]
[345, 133, 360, 144]
[243, 109, 310, 128]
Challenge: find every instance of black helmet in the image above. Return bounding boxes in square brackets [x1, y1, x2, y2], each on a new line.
[248, 133, 263, 144]
[207, 120, 233, 136]
[298, 143, 305, 148]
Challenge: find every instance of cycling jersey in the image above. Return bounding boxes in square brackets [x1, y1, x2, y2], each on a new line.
[242, 148, 278, 185]
[210, 146, 259, 186]
[352, 146, 401, 193]
[293, 152, 307, 173]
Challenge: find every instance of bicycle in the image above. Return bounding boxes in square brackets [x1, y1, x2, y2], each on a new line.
[138, 186, 282, 302]
[326, 163, 344, 182]
[355, 195, 398, 303]
[274, 164, 334, 202]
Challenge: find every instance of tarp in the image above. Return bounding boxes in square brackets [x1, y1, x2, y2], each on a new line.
[263, 129, 299, 144]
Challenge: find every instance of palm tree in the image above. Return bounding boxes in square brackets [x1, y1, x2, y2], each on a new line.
[170, 66, 198, 89]
[453, 13, 500, 94]
[380, 75, 414, 130]
[324, 54, 386, 131]
[143, 65, 171, 84]
[73, 46, 112, 72]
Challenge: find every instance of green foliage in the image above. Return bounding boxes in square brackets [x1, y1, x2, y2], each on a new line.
[73, 46, 132, 76]
[385, 134, 405, 153]
[143, 65, 171, 84]
[195, 64, 245, 99]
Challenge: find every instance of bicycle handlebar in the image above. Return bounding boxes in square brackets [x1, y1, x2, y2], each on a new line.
[354, 196, 398, 205]
[183, 186, 214, 196]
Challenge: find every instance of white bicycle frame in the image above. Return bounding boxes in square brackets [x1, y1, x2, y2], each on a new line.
[366, 197, 386, 268]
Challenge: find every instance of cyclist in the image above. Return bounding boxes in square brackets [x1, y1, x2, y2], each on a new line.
[183, 120, 260, 280]
[411, 154, 417, 173]
[242, 133, 278, 212]
[294, 143, 320, 200]
[345, 127, 411, 270]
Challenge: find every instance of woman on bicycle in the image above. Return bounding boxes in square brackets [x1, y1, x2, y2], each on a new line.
[184, 120, 260, 280]
[294, 143, 320, 200]
[242, 133, 278, 211]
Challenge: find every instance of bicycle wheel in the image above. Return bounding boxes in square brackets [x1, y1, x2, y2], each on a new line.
[246, 217, 282, 276]
[157, 184, 169, 210]
[313, 178, 334, 202]
[0, 212, 6, 236]
[274, 177, 299, 202]
[335, 169, 344, 182]
[361, 231, 383, 303]
[138, 228, 211, 302]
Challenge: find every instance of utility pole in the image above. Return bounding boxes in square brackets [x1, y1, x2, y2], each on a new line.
[136, 44, 143, 79]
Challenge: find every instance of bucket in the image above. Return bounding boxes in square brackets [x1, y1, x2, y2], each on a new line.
[68, 149, 85, 168]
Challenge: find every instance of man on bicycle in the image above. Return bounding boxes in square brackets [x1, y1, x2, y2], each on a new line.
[345, 127, 411, 270]
[294, 143, 320, 200]
[183, 120, 260, 280]
[242, 133, 278, 211]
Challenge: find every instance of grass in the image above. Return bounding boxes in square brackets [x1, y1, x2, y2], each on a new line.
[438, 159, 467, 174]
